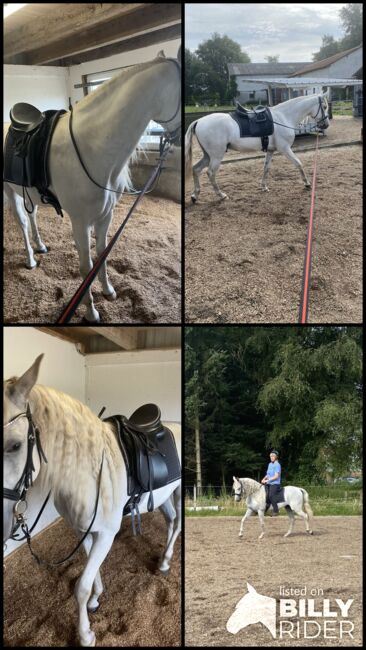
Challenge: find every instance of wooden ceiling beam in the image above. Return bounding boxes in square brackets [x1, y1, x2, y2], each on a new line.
[46, 23, 181, 67]
[4, 4, 181, 65]
[88, 327, 138, 351]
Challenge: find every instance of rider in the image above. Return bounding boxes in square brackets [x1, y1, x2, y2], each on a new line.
[261, 450, 281, 516]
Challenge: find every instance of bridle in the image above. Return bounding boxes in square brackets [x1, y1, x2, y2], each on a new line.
[311, 96, 329, 129]
[232, 483, 243, 501]
[3, 403, 104, 567]
[3, 404, 48, 541]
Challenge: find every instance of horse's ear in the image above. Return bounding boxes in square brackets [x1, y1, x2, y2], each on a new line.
[247, 583, 257, 594]
[157, 50, 166, 59]
[10, 354, 44, 404]
[233, 476, 237, 482]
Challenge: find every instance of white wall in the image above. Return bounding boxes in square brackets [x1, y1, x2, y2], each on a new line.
[4, 65, 69, 119]
[85, 349, 181, 423]
[4, 327, 85, 556]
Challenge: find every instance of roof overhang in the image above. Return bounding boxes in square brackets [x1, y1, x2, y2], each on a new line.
[236, 77, 363, 88]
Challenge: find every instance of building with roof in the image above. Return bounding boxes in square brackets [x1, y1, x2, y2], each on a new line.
[227, 62, 310, 104]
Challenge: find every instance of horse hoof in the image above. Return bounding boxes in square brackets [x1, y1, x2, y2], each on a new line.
[304, 184, 311, 190]
[35, 246, 48, 254]
[81, 631, 96, 647]
[103, 290, 117, 302]
[191, 195, 197, 203]
[258, 533, 264, 540]
[308, 530, 313, 535]
[87, 603, 100, 613]
[238, 533, 243, 538]
[26, 262, 37, 270]
[159, 567, 170, 577]
[82, 316, 100, 324]
[220, 193, 228, 200]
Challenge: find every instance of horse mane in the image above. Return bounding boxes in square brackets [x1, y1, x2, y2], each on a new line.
[240, 478, 262, 497]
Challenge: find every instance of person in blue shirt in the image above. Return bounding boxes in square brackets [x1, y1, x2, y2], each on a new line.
[261, 450, 281, 516]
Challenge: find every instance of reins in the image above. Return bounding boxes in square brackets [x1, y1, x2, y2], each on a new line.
[298, 133, 320, 323]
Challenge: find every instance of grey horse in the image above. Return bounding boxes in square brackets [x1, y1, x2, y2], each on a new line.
[232, 477, 313, 539]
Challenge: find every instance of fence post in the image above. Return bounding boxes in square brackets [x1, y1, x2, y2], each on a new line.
[193, 484, 197, 511]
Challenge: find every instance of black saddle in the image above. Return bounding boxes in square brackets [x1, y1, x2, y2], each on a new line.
[4, 102, 67, 216]
[103, 403, 181, 534]
[229, 103, 274, 151]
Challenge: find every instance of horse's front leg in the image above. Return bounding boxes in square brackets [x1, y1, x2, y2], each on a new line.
[4, 184, 37, 269]
[94, 211, 116, 301]
[71, 221, 100, 323]
[159, 484, 181, 575]
[258, 509, 265, 539]
[75, 530, 115, 647]
[81, 533, 104, 612]
[238, 507, 253, 538]
[261, 151, 274, 191]
[27, 204, 48, 254]
[282, 146, 311, 188]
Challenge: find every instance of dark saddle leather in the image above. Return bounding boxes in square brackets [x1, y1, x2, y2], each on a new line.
[229, 103, 274, 151]
[4, 102, 67, 216]
[103, 403, 181, 533]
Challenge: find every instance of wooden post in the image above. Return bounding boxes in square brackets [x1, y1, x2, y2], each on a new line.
[193, 484, 197, 511]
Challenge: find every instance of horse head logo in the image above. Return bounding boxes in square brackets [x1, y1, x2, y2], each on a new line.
[226, 583, 276, 638]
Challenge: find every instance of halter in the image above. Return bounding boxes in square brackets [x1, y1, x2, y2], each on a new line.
[232, 482, 243, 501]
[3, 404, 48, 540]
[155, 58, 181, 143]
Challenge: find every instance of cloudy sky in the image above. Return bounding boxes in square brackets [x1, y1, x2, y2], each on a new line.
[185, 3, 349, 62]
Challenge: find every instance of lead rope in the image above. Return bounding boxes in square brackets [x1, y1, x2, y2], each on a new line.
[55, 139, 170, 324]
[298, 133, 319, 323]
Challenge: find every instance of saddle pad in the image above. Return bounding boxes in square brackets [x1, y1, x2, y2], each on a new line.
[229, 107, 274, 138]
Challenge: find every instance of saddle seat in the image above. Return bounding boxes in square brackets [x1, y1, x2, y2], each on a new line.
[128, 403, 163, 436]
[236, 102, 268, 120]
[10, 102, 44, 133]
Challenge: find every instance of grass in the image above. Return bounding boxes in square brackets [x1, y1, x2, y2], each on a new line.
[185, 484, 362, 517]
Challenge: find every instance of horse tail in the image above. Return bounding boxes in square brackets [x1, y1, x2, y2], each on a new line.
[185, 120, 198, 181]
[300, 488, 313, 518]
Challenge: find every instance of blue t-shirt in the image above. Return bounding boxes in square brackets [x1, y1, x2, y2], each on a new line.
[267, 461, 281, 484]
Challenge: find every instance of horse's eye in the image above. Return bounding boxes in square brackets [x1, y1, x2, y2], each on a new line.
[8, 442, 22, 453]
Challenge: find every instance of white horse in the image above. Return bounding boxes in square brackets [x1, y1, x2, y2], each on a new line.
[4, 48, 181, 323]
[185, 93, 329, 202]
[4, 355, 181, 647]
[232, 477, 313, 540]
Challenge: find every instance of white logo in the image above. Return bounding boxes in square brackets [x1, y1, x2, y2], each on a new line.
[226, 583, 276, 638]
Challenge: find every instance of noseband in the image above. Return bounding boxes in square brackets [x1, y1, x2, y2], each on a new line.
[3, 404, 48, 540]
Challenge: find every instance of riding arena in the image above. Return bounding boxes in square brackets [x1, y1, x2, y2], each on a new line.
[185, 108, 362, 324]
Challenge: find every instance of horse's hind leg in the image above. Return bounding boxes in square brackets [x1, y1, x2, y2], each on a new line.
[295, 508, 313, 535]
[94, 211, 116, 301]
[4, 184, 37, 269]
[207, 154, 228, 200]
[191, 153, 210, 203]
[284, 509, 295, 537]
[159, 483, 181, 575]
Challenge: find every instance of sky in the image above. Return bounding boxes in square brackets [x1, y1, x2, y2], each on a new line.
[185, 3, 349, 62]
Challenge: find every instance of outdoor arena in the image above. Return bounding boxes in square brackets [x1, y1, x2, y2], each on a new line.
[185, 116, 362, 323]
[185, 515, 362, 646]
[4, 193, 181, 324]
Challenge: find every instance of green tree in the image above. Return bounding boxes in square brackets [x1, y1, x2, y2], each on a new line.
[339, 3, 363, 49]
